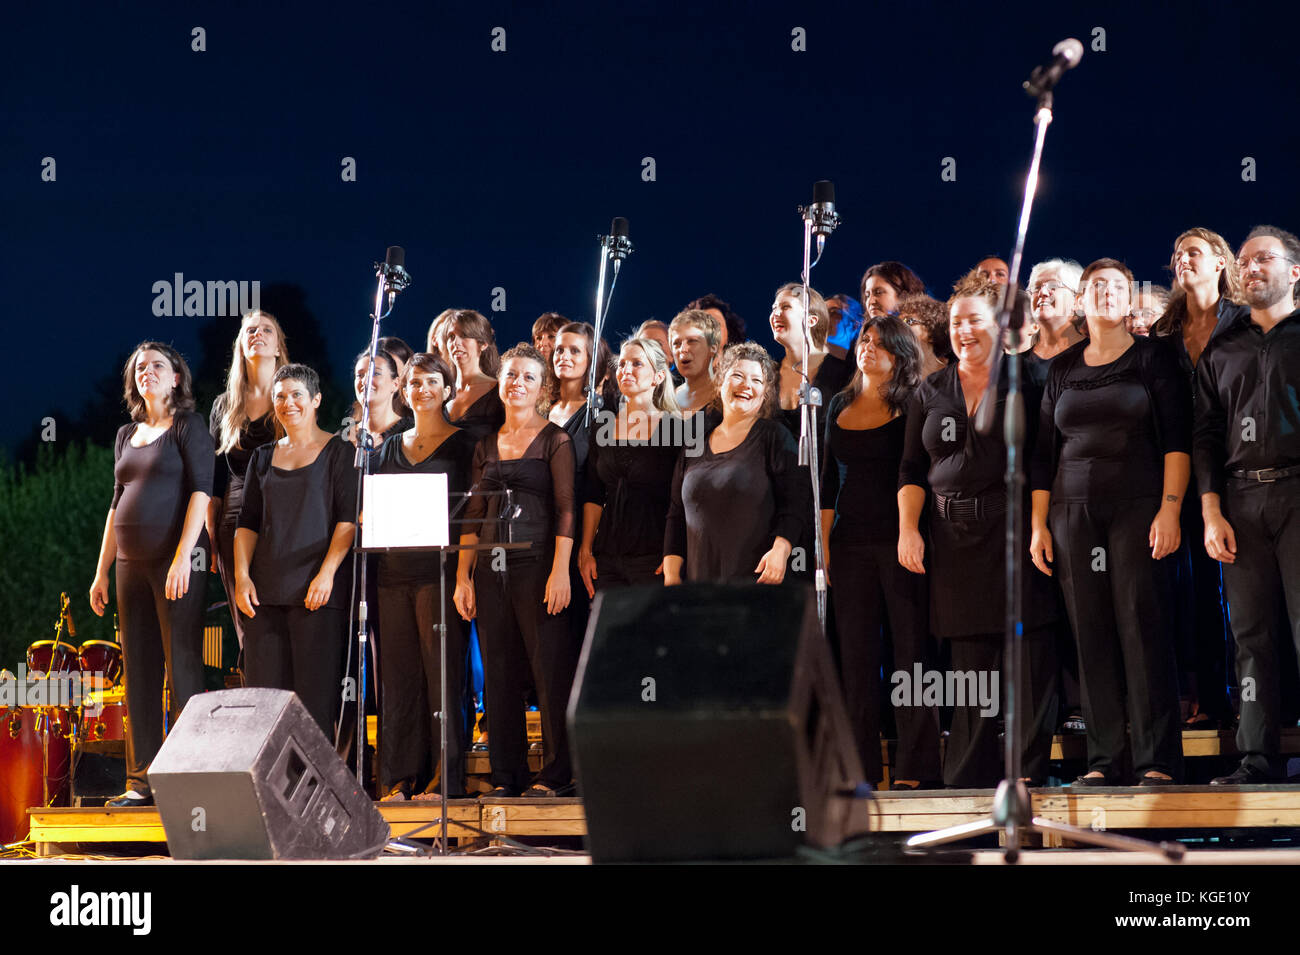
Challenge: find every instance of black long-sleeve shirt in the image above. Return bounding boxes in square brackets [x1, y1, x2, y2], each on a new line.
[664, 416, 809, 582]
[465, 423, 576, 564]
[112, 411, 214, 562]
[1032, 338, 1190, 503]
[237, 435, 357, 608]
[820, 391, 905, 546]
[1194, 308, 1300, 496]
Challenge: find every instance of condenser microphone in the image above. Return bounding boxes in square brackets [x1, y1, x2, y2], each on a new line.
[1024, 38, 1083, 97]
[803, 180, 842, 258]
[606, 218, 633, 273]
[376, 246, 411, 300]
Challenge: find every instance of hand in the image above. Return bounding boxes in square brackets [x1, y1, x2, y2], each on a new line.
[1149, 506, 1181, 560]
[754, 538, 791, 585]
[235, 575, 259, 618]
[304, 570, 333, 611]
[1204, 512, 1237, 564]
[898, 528, 926, 575]
[165, 553, 192, 600]
[544, 568, 571, 615]
[654, 560, 663, 577]
[89, 575, 110, 616]
[1028, 523, 1054, 576]
[578, 549, 598, 599]
[453, 579, 476, 621]
[662, 567, 681, 586]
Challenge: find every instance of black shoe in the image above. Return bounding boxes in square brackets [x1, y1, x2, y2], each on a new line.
[1211, 764, 1275, 786]
[523, 781, 576, 798]
[481, 785, 520, 799]
[106, 790, 153, 807]
[1070, 774, 1114, 787]
[1138, 774, 1177, 786]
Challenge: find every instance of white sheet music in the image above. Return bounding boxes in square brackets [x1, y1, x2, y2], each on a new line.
[362, 473, 449, 548]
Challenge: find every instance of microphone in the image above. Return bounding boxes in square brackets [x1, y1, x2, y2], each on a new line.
[62, 592, 77, 640]
[375, 245, 412, 300]
[801, 180, 842, 258]
[1024, 38, 1083, 98]
[604, 217, 634, 272]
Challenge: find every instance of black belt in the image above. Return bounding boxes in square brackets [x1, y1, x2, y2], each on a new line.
[1230, 464, 1300, 483]
[933, 492, 1006, 521]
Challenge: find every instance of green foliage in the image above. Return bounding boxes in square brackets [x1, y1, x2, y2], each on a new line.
[0, 442, 116, 670]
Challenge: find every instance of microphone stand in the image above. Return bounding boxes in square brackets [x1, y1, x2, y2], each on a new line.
[905, 73, 1182, 862]
[586, 220, 633, 427]
[795, 195, 838, 633]
[342, 251, 410, 787]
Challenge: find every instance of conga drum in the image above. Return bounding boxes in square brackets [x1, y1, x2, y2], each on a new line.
[26, 640, 78, 679]
[78, 640, 123, 688]
[0, 706, 72, 844]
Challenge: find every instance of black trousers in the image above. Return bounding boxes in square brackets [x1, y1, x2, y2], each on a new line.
[376, 578, 471, 794]
[594, 552, 662, 590]
[115, 553, 208, 792]
[1050, 497, 1183, 780]
[943, 627, 1058, 788]
[475, 559, 579, 789]
[213, 506, 247, 648]
[1171, 504, 1231, 720]
[830, 539, 939, 785]
[1221, 477, 1300, 774]
[242, 604, 347, 737]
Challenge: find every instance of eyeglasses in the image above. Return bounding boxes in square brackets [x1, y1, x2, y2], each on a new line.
[1238, 251, 1295, 271]
[901, 316, 925, 327]
[1131, 308, 1159, 321]
[1029, 281, 1073, 296]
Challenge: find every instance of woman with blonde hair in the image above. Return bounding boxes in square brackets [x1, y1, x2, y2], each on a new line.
[669, 309, 723, 414]
[207, 310, 289, 648]
[579, 337, 681, 592]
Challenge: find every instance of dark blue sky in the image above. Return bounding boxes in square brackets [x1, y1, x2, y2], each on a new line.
[5, 0, 1297, 451]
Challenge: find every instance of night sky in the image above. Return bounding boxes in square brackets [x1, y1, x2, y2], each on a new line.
[6, 0, 1298, 453]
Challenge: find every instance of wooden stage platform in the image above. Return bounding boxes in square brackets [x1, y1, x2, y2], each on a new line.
[14, 785, 1300, 859]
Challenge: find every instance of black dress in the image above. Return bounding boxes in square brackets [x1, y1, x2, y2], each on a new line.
[111, 411, 214, 794]
[822, 394, 939, 784]
[465, 423, 578, 791]
[237, 434, 358, 734]
[209, 395, 277, 646]
[899, 364, 1058, 786]
[664, 416, 809, 583]
[373, 429, 478, 795]
[583, 413, 681, 588]
[448, 388, 505, 443]
[1031, 337, 1189, 781]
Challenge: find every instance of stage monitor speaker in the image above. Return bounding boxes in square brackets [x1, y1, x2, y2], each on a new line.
[149, 688, 389, 860]
[568, 582, 869, 863]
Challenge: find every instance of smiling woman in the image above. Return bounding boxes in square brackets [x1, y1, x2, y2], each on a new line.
[663, 342, 809, 585]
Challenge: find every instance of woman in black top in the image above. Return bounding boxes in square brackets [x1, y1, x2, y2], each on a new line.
[444, 309, 505, 442]
[899, 276, 1059, 788]
[1030, 259, 1189, 785]
[89, 342, 213, 806]
[547, 322, 614, 641]
[454, 345, 578, 797]
[234, 363, 358, 735]
[374, 353, 477, 800]
[821, 316, 939, 789]
[664, 343, 809, 585]
[1153, 228, 1242, 731]
[208, 310, 288, 649]
[579, 337, 681, 593]
[772, 283, 853, 448]
[348, 348, 411, 455]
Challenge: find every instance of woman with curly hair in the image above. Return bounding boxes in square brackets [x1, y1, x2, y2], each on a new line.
[90, 342, 213, 806]
[663, 342, 809, 585]
[896, 294, 952, 380]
